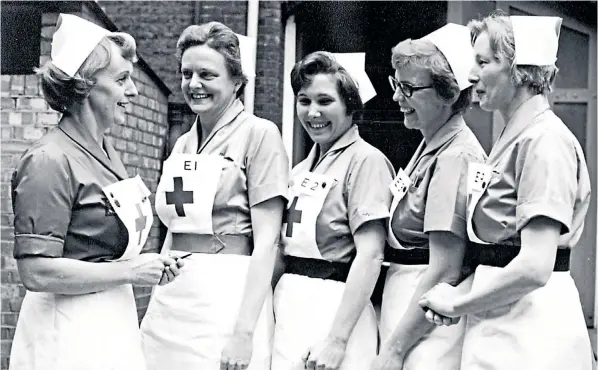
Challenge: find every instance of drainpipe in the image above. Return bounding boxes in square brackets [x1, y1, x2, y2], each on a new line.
[244, 0, 259, 115]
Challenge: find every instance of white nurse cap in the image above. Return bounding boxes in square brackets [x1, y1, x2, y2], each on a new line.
[423, 23, 474, 91]
[51, 13, 110, 77]
[511, 16, 562, 66]
[332, 53, 377, 103]
[235, 33, 256, 78]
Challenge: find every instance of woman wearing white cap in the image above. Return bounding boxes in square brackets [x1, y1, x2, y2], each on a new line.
[271, 51, 394, 370]
[419, 12, 593, 370]
[371, 24, 486, 370]
[139, 22, 289, 370]
[9, 14, 181, 370]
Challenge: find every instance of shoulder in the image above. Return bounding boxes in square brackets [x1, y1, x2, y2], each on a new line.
[518, 111, 581, 154]
[441, 126, 487, 164]
[349, 137, 394, 171]
[243, 114, 282, 137]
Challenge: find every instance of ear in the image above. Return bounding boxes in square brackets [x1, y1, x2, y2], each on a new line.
[233, 79, 242, 94]
[444, 87, 461, 107]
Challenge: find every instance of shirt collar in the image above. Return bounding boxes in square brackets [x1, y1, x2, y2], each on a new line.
[58, 114, 129, 180]
[420, 113, 466, 157]
[304, 124, 360, 171]
[489, 94, 550, 161]
[185, 99, 246, 153]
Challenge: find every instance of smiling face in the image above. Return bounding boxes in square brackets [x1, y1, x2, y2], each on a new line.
[468, 31, 516, 112]
[392, 64, 452, 136]
[296, 73, 353, 149]
[86, 42, 138, 129]
[180, 44, 239, 118]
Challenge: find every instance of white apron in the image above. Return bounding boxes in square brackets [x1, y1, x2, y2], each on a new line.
[461, 162, 593, 370]
[141, 153, 273, 370]
[380, 169, 467, 370]
[9, 176, 153, 370]
[272, 172, 378, 370]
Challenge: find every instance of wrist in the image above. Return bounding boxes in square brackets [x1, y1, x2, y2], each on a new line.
[451, 292, 469, 316]
[327, 333, 349, 348]
[233, 324, 255, 338]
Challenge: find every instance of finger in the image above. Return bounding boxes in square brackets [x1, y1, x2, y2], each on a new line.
[301, 349, 310, 363]
[159, 255, 177, 266]
[176, 258, 185, 268]
[424, 309, 436, 324]
[442, 315, 452, 326]
[220, 358, 229, 370]
[169, 263, 181, 276]
[433, 312, 445, 326]
[165, 268, 176, 281]
[418, 296, 429, 308]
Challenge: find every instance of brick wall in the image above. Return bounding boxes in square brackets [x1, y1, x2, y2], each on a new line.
[100, 0, 286, 130]
[0, 5, 170, 368]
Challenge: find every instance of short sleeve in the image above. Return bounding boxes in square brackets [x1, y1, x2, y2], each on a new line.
[12, 149, 73, 259]
[246, 120, 290, 207]
[347, 150, 395, 233]
[515, 132, 577, 234]
[423, 151, 472, 238]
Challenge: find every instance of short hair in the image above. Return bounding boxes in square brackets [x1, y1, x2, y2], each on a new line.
[290, 51, 363, 116]
[38, 32, 138, 113]
[176, 22, 247, 97]
[468, 10, 558, 95]
[391, 38, 472, 114]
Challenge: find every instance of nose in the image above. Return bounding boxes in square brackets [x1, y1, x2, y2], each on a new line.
[125, 77, 138, 97]
[392, 87, 404, 102]
[307, 105, 321, 119]
[189, 73, 203, 89]
[468, 65, 480, 85]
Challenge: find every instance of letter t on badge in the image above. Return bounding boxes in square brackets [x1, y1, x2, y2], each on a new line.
[389, 168, 412, 202]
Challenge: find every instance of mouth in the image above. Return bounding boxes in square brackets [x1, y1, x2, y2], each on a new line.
[189, 93, 211, 100]
[116, 102, 128, 108]
[475, 89, 486, 97]
[400, 106, 415, 115]
[307, 121, 331, 130]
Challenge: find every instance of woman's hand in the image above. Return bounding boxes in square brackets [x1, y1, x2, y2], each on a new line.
[302, 337, 347, 370]
[158, 255, 186, 285]
[418, 282, 462, 324]
[220, 332, 253, 370]
[370, 345, 405, 370]
[124, 253, 177, 286]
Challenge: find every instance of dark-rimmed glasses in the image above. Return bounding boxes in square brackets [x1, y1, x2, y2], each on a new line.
[388, 76, 434, 98]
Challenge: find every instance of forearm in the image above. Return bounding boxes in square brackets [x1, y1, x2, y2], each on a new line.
[387, 266, 460, 354]
[233, 243, 277, 335]
[17, 257, 131, 295]
[329, 252, 382, 342]
[454, 257, 546, 315]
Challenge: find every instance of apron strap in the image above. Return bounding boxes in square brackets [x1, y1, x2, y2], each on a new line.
[466, 242, 570, 272]
[283, 255, 351, 282]
[171, 234, 253, 255]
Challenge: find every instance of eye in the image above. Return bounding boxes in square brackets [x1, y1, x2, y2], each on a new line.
[117, 75, 128, 85]
[200, 71, 215, 80]
[181, 70, 192, 79]
[297, 97, 310, 106]
[318, 98, 333, 105]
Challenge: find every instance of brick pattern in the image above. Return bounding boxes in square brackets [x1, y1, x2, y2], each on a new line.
[100, 1, 286, 130]
[0, 8, 170, 368]
[98, 0, 196, 104]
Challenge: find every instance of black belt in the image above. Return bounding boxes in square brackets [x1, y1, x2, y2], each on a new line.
[384, 246, 429, 265]
[284, 255, 351, 282]
[466, 242, 570, 271]
[171, 234, 252, 255]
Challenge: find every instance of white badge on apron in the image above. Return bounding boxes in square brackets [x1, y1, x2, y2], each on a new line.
[155, 153, 225, 235]
[386, 168, 412, 250]
[281, 171, 335, 259]
[466, 162, 493, 244]
[102, 175, 153, 261]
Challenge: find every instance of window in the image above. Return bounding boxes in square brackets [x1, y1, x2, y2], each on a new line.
[1, 5, 41, 75]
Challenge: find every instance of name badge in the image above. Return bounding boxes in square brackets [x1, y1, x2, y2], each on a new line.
[467, 162, 493, 195]
[295, 172, 333, 196]
[389, 168, 412, 201]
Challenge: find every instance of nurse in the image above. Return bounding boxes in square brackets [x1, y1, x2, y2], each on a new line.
[372, 24, 486, 370]
[140, 22, 289, 370]
[9, 14, 179, 370]
[419, 13, 593, 370]
[271, 51, 394, 370]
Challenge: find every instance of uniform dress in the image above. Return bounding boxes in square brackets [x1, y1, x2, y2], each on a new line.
[271, 125, 394, 370]
[140, 99, 289, 370]
[9, 115, 153, 370]
[463, 95, 593, 370]
[380, 114, 486, 370]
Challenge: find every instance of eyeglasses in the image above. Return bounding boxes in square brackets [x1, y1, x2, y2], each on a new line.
[388, 76, 434, 98]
